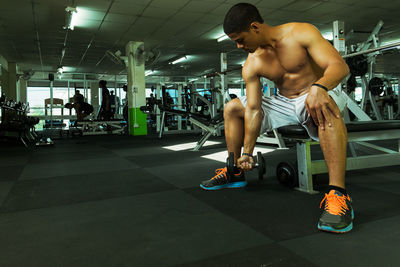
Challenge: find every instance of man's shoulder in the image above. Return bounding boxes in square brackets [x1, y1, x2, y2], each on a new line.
[277, 22, 320, 47]
[289, 23, 319, 37]
[280, 22, 314, 29]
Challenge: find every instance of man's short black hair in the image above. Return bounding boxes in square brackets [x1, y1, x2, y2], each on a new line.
[223, 3, 264, 35]
[99, 80, 107, 86]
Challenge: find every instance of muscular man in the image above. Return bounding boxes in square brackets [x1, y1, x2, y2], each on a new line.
[200, 3, 353, 233]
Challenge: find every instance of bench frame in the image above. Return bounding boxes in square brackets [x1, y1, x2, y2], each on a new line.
[287, 129, 400, 194]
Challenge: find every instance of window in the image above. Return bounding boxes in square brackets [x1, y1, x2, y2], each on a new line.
[27, 87, 49, 116]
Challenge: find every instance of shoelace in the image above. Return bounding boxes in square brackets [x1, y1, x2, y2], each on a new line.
[319, 191, 349, 216]
[211, 167, 228, 182]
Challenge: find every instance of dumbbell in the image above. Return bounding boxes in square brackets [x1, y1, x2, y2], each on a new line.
[226, 151, 266, 180]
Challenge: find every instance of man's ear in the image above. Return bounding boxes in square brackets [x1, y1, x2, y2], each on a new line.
[250, 22, 261, 33]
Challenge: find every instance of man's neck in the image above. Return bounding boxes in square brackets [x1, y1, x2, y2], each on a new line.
[260, 24, 278, 48]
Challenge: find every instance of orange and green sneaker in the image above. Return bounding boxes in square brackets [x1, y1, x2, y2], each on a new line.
[200, 167, 247, 190]
[318, 190, 354, 233]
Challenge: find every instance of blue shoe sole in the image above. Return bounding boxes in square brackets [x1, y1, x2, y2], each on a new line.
[318, 222, 353, 233]
[318, 210, 355, 233]
[200, 181, 247, 190]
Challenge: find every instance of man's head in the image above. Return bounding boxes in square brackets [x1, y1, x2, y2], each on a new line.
[75, 89, 80, 94]
[99, 80, 107, 88]
[223, 3, 264, 53]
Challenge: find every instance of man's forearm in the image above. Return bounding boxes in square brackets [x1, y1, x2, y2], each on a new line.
[314, 62, 349, 90]
[243, 108, 263, 155]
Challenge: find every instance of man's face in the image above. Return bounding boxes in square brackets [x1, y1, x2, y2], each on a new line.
[228, 31, 259, 53]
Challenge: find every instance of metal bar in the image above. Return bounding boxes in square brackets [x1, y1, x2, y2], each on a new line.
[159, 111, 166, 138]
[296, 142, 318, 194]
[356, 20, 383, 52]
[368, 91, 382, 120]
[311, 154, 400, 175]
[360, 76, 368, 111]
[189, 118, 218, 134]
[50, 80, 53, 128]
[356, 141, 398, 154]
[348, 129, 400, 142]
[343, 41, 400, 58]
[192, 132, 212, 151]
[346, 154, 400, 171]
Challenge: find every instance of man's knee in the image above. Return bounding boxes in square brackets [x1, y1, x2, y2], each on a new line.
[224, 99, 244, 119]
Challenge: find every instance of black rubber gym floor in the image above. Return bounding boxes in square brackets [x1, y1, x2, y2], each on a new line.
[0, 134, 399, 267]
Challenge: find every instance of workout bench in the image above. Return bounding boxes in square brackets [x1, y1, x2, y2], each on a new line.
[158, 106, 224, 151]
[74, 120, 125, 135]
[276, 120, 400, 194]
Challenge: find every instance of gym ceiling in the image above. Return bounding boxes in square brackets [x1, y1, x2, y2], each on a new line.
[0, 0, 399, 81]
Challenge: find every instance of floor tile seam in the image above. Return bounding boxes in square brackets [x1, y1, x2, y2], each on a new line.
[352, 213, 400, 227]
[0, 187, 183, 216]
[121, 149, 224, 158]
[0, 182, 16, 210]
[348, 183, 400, 197]
[179, 189, 278, 241]
[26, 151, 123, 165]
[21, 155, 138, 170]
[172, 241, 284, 267]
[275, 214, 400, 246]
[139, 155, 226, 168]
[16, 166, 148, 183]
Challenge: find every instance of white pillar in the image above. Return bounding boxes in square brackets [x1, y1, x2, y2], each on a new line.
[177, 84, 182, 130]
[155, 83, 161, 132]
[126, 41, 147, 135]
[220, 52, 228, 108]
[8, 63, 18, 101]
[19, 80, 27, 103]
[90, 82, 99, 118]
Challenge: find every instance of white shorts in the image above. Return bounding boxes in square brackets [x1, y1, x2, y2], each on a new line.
[239, 92, 342, 141]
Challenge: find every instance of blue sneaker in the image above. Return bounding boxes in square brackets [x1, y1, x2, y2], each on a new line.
[318, 190, 354, 233]
[200, 167, 247, 190]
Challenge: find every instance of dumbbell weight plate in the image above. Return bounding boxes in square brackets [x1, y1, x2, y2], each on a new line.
[276, 161, 298, 188]
[226, 152, 235, 178]
[257, 152, 265, 180]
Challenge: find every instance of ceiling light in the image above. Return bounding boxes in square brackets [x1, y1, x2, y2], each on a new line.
[57, 66, 64, 74]
[64, 7, 77, 30]
[217, 35, 230, 42]
[170, 56, 187, 65]
[145, 70, 154, 76]
[188, 78, 198, 82]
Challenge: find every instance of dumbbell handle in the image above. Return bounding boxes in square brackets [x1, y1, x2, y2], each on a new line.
[234, 162, 259, 168]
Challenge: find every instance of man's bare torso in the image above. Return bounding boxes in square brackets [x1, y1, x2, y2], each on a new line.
[247, 23, 324, 98]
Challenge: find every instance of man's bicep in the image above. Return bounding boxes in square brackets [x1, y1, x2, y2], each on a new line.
[244, 77, 262, 110]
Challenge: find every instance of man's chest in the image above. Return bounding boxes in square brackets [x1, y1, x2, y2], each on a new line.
[256, 44, 310, 81]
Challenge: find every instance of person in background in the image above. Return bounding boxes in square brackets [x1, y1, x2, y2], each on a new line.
[98, 80, 112, 120]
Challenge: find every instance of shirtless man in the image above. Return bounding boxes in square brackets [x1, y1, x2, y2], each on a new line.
[200, 3, 353, 233]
